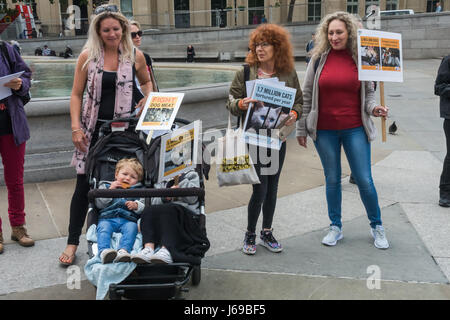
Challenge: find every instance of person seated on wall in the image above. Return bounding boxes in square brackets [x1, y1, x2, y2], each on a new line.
[34, 47, 42, 56]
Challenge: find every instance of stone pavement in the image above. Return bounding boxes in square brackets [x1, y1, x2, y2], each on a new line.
[1, 59, 450, 300]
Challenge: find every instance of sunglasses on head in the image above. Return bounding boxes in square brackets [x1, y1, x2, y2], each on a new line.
[131, 30, 143, 38]
[94, 4, 119, 15]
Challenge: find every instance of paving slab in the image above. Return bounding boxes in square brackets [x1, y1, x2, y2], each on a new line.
[203, 204, 449, 285]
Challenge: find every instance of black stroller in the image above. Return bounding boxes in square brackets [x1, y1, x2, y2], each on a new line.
[85, 117, 209, 300]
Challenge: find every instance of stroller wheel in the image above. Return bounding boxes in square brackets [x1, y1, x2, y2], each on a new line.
[191, 265, 201, 286]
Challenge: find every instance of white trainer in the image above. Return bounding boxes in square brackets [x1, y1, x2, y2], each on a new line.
[131, 247, 154, 264]
[371, 225, 389, 249]
[322, 226, 343, 246]
[150, 247, 173, 264]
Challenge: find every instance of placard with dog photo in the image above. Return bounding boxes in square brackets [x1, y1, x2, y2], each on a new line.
[243, 80, 296, 150]
[357, 29, 403, 83]
[158, 120, 201, 182]
[136, 92, 184, 131]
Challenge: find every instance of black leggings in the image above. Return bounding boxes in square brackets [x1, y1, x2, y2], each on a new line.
[247, 142, 286, 234]
[67, 174, 90, 245]
[140, 203, 184, 247]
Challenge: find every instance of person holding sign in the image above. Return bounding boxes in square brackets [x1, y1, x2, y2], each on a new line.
[296, 11, 389, 250]
[59, 5, 152, 266]
[0, 41, 33, 254]
[226, 24, 303, 255]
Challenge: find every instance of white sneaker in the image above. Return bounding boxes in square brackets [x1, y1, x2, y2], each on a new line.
[114, 249, 131, 263]
[131, 247, 154, 264]
[150, 247, 173, 264]
[322, 226, 343, 246]
[371, 225, 389, 249]
[100, 249, 117, 264]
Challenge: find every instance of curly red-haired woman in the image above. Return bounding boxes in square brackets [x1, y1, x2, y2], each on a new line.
[226, 23, 303, 255]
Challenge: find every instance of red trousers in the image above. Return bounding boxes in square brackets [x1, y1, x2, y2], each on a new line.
[0, 134, 26, 232]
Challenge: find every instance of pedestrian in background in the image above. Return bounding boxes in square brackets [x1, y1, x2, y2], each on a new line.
[59, 5, 152, 266]
[187, 45, 195, 63]
[435, 55, 450, 207]
[226, 23, 303, 255]
[130, 20, 158, 96]
[305, 32, 315, 64]
[0, 41, 33, 254]
[296, 11, 390, 249]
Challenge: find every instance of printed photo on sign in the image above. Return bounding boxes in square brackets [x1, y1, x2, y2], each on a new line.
[243, 80, 296, 150]
[380, 38, 401, 71]
[357, 29, 403, 83]
[360, 36, 381, 70]
[136, 92, 184, 131]
[158, 120, 201, 182]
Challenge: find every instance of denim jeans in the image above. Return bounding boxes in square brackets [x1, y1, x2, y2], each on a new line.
[314, 126, 382, 229]
[97, 217, 138, 255]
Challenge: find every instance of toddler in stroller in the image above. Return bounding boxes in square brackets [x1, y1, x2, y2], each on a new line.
[84, 118, 209, 300]
[96, 158, 145, 264]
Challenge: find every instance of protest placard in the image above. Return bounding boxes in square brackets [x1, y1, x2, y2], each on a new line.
[358, 29, 403, 82]
[136, 92, 184, 131]
[158, 120, 201, 182]
[243, 80, 296, 150]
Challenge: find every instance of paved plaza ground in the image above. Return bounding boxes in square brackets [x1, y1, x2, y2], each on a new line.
[1, 59, 450, 300]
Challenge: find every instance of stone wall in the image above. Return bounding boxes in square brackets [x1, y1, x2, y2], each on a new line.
[15, 12, 450, 60]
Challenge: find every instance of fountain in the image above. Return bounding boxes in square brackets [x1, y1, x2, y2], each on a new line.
[0, 58, 239, 184]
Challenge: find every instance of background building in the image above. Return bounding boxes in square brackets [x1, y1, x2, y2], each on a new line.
[0, 0, 446, 38]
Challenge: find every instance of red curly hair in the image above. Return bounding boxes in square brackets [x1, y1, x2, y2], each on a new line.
[245, 24, 294, 74]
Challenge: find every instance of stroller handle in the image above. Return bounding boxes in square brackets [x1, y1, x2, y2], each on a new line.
[87, 187, 205, 201]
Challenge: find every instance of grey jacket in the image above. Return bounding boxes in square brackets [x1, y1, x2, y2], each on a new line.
[151, 170, 201, 215]
[296, 50, 378, 142]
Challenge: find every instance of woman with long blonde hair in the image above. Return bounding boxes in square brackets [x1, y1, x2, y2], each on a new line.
[59, 5, 152, 266]
[296, 11, 390, 249]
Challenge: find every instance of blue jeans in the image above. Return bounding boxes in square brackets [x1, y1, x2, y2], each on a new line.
[314, 126, 382, 229]
[97, 217, 138, 255]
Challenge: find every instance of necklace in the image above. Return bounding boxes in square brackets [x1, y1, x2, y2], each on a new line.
[257, 68, 275, 78]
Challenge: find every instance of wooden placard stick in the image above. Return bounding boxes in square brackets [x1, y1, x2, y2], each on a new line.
[379, 81, 387, 142]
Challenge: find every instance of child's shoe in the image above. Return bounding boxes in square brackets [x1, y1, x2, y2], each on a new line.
[150, 247, 173, 264]
[100, 249, 117, 264]
[114, 249, 131, 263]
[259, 229, 283, 253]
[131, 247, 154, 264]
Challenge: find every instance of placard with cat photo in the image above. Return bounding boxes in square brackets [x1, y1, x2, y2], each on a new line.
[158, 120, 202, 182]
[243, 80, 296, 150]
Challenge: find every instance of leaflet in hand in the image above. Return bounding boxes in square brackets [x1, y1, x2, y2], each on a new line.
[243, 79, 296, 150]
[0, 71, 24, 100]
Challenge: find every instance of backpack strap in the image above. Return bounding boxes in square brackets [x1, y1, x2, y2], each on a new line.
[237, 63, 251, 128]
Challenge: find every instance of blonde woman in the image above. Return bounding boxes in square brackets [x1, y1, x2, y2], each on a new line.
[296, 11, 389, 249]
[59, 5, 152, 266]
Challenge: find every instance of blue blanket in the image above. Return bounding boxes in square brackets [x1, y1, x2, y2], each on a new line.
[84, 224, 143, 300]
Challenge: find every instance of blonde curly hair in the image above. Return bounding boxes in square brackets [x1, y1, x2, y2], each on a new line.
[311, 11, 359, 62]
